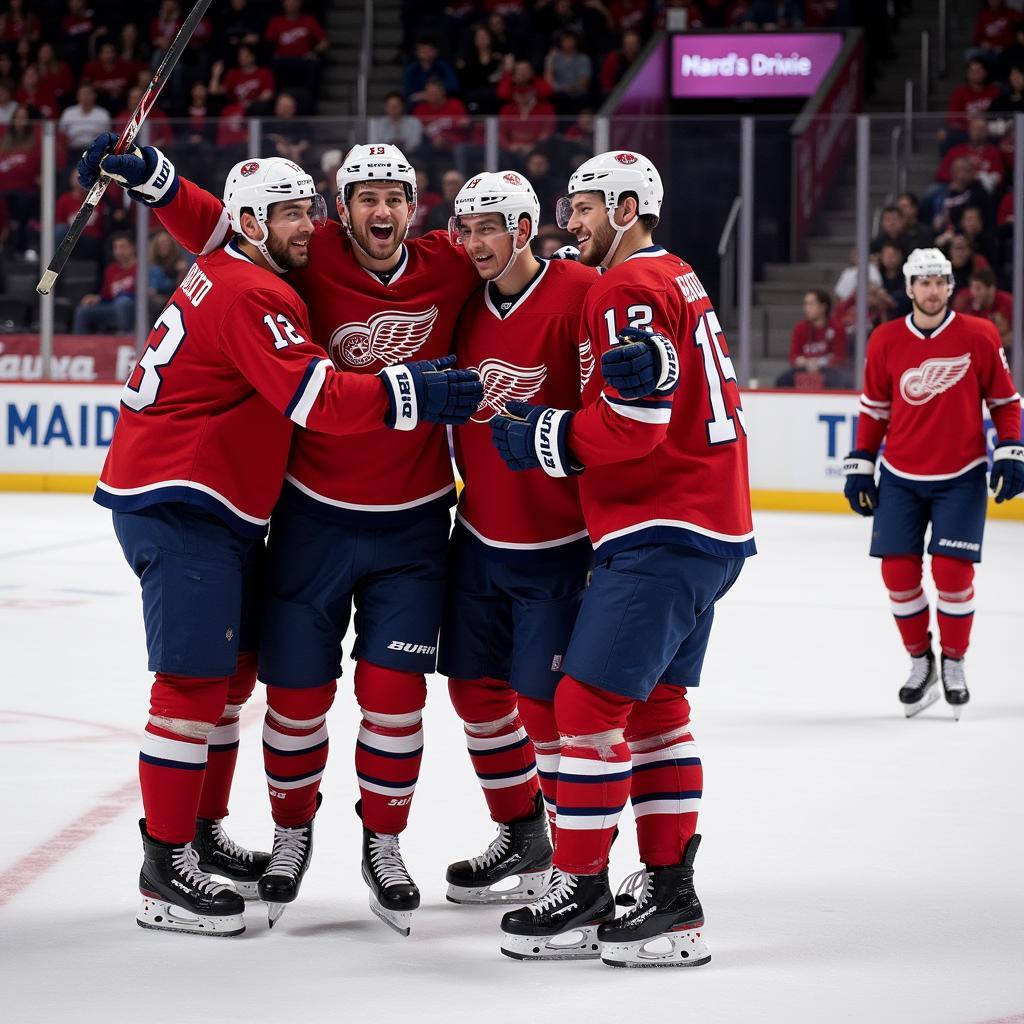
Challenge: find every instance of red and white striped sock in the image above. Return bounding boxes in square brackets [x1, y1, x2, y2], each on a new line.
[933, 555, 975, 659]
[882, 555, 931, 656]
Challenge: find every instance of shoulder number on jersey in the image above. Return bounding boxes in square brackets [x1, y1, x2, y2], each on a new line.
[262, 313, 305, 349]
[694, 309, 746, 445]
[121, 303, 187, 412]
[602, 304, 653, 344]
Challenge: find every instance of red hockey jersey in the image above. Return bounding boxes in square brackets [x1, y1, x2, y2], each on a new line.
[152, 178, 481, 523]
[454, 258, 597, 558]
[567, 246, 756, 561]
[94, 243, 389, 535]
[856, 311, 1022, 479]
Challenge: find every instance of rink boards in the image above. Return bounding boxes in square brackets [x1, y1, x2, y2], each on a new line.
[0, 383, 1022, 519]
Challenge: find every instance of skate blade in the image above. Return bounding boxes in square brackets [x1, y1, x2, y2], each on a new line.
[500, 925, 601, 961]
[447, 869, 552, 906]
[266, 902, 288, 928]
[233, 880, 260, 901]
[137, 894, 244, 937]
[902, 685, 940, 718]
[600, 927, 711, 968]
[368, 893, 413, 937]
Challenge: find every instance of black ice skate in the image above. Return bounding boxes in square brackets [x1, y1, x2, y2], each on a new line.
[941, 654, 970, 721]
[136, 820, 245, 937]
[357, 800, 420, 936]
[193, 817, 270, 900]
[446, 792, 553, 905]
[899, 646, 939, 717]
[598, 835, 711, 969]
[258, 793, 321, 928]
[499, 868, 615, 961]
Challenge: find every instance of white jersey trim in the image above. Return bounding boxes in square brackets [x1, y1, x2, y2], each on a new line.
[624, 246, 668, 261]
[456, 511, 589, 550]
[284, 474, 455, 512]
[602, 392, 672, 424]
[289, 359, 332, 428]
[880, 454, 988, 481]
[904, 310, 956, 340]
[94, 478, 268, 525]
[360, 245, 409, 287]
[202, 208, 233, 256]
[483, 258, 550, 320]
[592, 517, 756, 551]
[986, 392, 1022, 408]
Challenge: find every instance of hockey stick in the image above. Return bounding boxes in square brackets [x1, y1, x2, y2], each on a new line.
[36, 0, 215, 295]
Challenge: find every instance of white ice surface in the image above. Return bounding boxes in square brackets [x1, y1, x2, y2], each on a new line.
[0, 495, 1022, 1024]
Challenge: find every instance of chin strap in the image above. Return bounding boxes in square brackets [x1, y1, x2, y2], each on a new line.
[493, 237, 532, 283]
[601, 210, 638, 269]
[243, 224, 288, 275]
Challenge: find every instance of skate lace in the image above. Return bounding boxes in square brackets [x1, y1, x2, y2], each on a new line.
[907, 653, 933, 688]
[211, 820, 253, 863]
[615, 869, 653, 912]
[527, 868, 576, 914]
[172, 844, 230, 895]
[266, 824, 309, 880]
[369, 834, 412, 889]
[468, 824, 512, 871]
[943, 658, 967, 694]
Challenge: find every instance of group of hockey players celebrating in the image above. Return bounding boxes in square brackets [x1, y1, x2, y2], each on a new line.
[77, 108, 1021, 966]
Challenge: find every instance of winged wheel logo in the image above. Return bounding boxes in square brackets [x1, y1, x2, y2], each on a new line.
[329, 306, 439, 368]
[899, 353, 971, 406]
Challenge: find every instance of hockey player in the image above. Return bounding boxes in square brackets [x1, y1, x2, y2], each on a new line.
[88, 154, 481, 936]
[440, 171, 598, 905]
[490, 150, 755, 967]
[843, 247, 1023, 720]
[79, 135, 483, 933]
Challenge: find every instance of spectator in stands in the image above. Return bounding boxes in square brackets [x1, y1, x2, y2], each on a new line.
[0, 104, 39, 250]
[150, 0, 186, 65]
[147, 230, 187, 312]
[369, 92, 424, 154]
[0, 0, 41, 47]
[402, 39, 459, 106]
[936, 117, 1004, 193]
[997, 187, 1014, 228]
[997, 20, 1024, 81]
[969, 0, 1016, 66]
[833, 245, 882, 303]
[58, 85, 112, 152]
[956, 204, 997, 265]
[545, 30, 592, 114]
[497, 59, 557, 160]
[55, 168, 104, 260]
[72, 233, 136, 335]
[933, 157, 991, 235]
[991, 64, 1024, 114]
[947, 234, 989, 294]
[741, 0, 806, 29]
[456, 25, 504, 115]
[0, 81, 16, 126]
[870, 205, 911, 257]
[33, 43, 74, 109]
[264, 92, 310, 163]
[876, 242, 912, 320]
[212, 45, 275, 111]
[535, 225, 574, 258]
[498, 56, 554, 107]
[61, 0, 95, 71]
[0, 55, 14, 89]
[116, 22, 152, 72]
[412, 76, 470, 169]
[265, 0, 328, 102]
[776, 289, 849, 390]
[425, 168, 465, 232]
[941, 60, 1000, 149]
[116, 86, 173, 150]
[953, 266, 1013, 349]
[896, 192, 935, 249]
[607, 0, 650, 35]
[408, 167, 441, 238]
[215, 99, 250, 161]
[524, 148, 561, 218]
[83, 41, 134, 108]
[216, 0, 263, 64]
[15, 65, 58, 119]
[601, 28, 643, 94]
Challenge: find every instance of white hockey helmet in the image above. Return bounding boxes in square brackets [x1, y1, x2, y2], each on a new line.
[336, 143, 417, 207]
[903, 246, 954, 287]
[223, 157, 326, 273]
[555, 150, 663, 266]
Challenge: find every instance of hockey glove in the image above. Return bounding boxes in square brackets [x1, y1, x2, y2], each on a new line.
[990, 439, 1024, 503]
[490, 400, 582, 476]
[379, 354, 483, 431]
[842, 449, 879, 516]
[600, 326, 680, 399]
[550, 245, 580, 261]
[77, 131, 179, 206]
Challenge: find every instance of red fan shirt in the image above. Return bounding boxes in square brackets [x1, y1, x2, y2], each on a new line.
[265, 15, 325, 59]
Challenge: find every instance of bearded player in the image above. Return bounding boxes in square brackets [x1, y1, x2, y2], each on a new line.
[491, 151, 755, 967]
[843, 247, 1023, 720]
[79, 136, 482, 933]
[439, 171, 598, 906]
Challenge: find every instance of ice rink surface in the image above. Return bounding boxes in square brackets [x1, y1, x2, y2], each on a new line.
[0, 494, 1021, 1024]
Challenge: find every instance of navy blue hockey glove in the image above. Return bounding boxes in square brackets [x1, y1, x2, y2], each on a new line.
[379, 354, 483, 430]
[77, 131, 179, 206]
[600, 326, 680, 399]
[550, 245, 580, 261]
[990, 439, 1024, 503]
[490, 400, 582, 476]
[842, 449, 879, 516]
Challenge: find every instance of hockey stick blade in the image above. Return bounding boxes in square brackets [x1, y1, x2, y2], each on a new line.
[36, 0, 215, 295]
